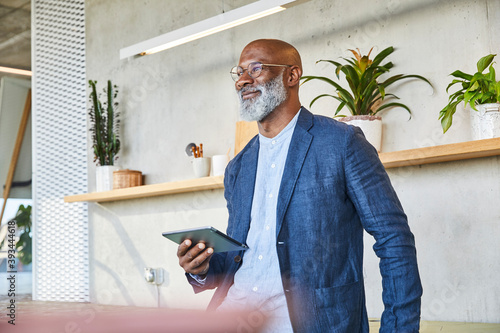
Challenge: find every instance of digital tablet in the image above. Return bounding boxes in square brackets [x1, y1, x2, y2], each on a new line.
[162, 226, 249, 253]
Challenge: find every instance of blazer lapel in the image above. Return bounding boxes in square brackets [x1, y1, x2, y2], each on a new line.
[276, 109, 314, 237]
[233, 136, 259, 243]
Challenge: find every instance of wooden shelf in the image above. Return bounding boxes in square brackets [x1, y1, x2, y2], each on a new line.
[64, 175, 224, 203]
[64, 138, 500, 203]
[379, 137, 500, 168]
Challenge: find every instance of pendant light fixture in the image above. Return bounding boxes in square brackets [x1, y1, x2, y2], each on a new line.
[120, 0, 306, 59]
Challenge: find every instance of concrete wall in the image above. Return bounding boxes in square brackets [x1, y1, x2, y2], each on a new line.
[85, 0, 500, 322]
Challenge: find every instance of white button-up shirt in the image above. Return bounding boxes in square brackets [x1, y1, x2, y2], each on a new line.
[217, 110, 301, 332]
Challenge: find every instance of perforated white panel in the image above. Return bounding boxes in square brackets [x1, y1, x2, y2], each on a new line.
[32, 0, 88, 301]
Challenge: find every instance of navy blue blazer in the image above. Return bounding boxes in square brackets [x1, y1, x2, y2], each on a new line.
[188, 108, 422, 332]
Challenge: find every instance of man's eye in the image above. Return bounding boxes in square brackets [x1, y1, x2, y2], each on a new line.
[250, 67, 261, 74]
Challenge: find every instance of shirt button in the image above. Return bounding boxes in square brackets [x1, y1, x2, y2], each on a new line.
[252, 286, 258, 292]
[271, 163, 276, 168]
[272, 140, 276, 145]
[268, 193, 273, 198]
[258, 255, 263, 260]
[265, 225, 270, 230]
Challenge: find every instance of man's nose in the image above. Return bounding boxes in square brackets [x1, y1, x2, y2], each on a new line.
[235, 71, 254, 90]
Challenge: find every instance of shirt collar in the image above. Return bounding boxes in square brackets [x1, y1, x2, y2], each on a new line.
[259, 109, 301, 146]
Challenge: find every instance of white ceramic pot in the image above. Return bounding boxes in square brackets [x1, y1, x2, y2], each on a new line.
[96, 165, 120, 192]
[470, 103, 500, 140]
[338, 115, 383, 152]
[192, 157, 211, 178]
[211, 154, 229, 176]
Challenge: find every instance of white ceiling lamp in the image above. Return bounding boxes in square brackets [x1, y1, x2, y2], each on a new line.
[120, 0, 306, 59]
[0, 66, 32, 76]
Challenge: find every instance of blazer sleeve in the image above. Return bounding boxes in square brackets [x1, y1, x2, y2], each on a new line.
[344, 126, 422, 332]
[186, 252, 227, 292]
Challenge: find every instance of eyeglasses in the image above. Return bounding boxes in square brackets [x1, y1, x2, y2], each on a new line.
[230, 62, 291, 81]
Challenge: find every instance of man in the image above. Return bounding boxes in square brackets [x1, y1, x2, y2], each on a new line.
[177, 39, 422, 332]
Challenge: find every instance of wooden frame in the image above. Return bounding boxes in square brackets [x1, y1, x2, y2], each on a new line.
[0, 89, 31, 223]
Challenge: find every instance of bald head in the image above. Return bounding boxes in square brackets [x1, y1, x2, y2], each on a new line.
[240, 39, 302, 73]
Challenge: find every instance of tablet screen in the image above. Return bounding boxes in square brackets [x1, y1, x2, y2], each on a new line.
[162, 226, 249, 253]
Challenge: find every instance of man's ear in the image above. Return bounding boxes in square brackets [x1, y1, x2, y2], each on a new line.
[287, 65, 302, 87]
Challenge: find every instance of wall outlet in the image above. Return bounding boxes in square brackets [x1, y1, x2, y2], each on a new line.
[144, 267, 164, 285]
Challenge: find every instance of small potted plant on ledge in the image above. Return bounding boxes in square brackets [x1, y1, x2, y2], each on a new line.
[301, 46, 432, 152]
[439, 54, 500, 139]
[89, 80, 120, 191]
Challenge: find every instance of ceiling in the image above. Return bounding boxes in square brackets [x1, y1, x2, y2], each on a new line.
[0, 0, 31, 80]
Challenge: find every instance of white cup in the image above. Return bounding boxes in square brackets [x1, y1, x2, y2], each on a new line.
[192, 157, 211, 178]
[211, 154, 229, 176]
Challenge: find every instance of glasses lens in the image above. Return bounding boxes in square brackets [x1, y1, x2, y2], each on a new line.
[230, 66, 242, 81]
[248, 62, 262, 78]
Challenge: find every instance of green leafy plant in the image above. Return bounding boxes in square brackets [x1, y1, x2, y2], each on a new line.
[439, 54, 500, 133]
[0, 204, 32, 265]
[301, 46, 432, 117]
[89, 80, 120, 165]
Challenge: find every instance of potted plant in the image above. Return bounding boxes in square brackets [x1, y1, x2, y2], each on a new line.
[439, 54, 500, 139]
[0, 204, 32, 266]
[301, 46, 432, 151]
[88, 80, 120, 191]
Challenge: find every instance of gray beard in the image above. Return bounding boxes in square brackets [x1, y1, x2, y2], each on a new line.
[238, 72, 287, 122]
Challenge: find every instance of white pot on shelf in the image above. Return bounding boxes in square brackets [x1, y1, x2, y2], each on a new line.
[470, 103, 500, 140]
[191, 157, 211, 178]
[96, 165, 120, 192]
[338, 115, 383, 152]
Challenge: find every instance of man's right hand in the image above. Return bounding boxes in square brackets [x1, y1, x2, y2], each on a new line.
[177, 240, 214, 277]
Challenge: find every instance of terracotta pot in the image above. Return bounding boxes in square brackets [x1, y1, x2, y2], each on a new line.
[338, 115, 382, 152]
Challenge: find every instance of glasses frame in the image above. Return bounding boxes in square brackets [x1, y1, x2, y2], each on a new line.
[230, 62, 291, 81]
